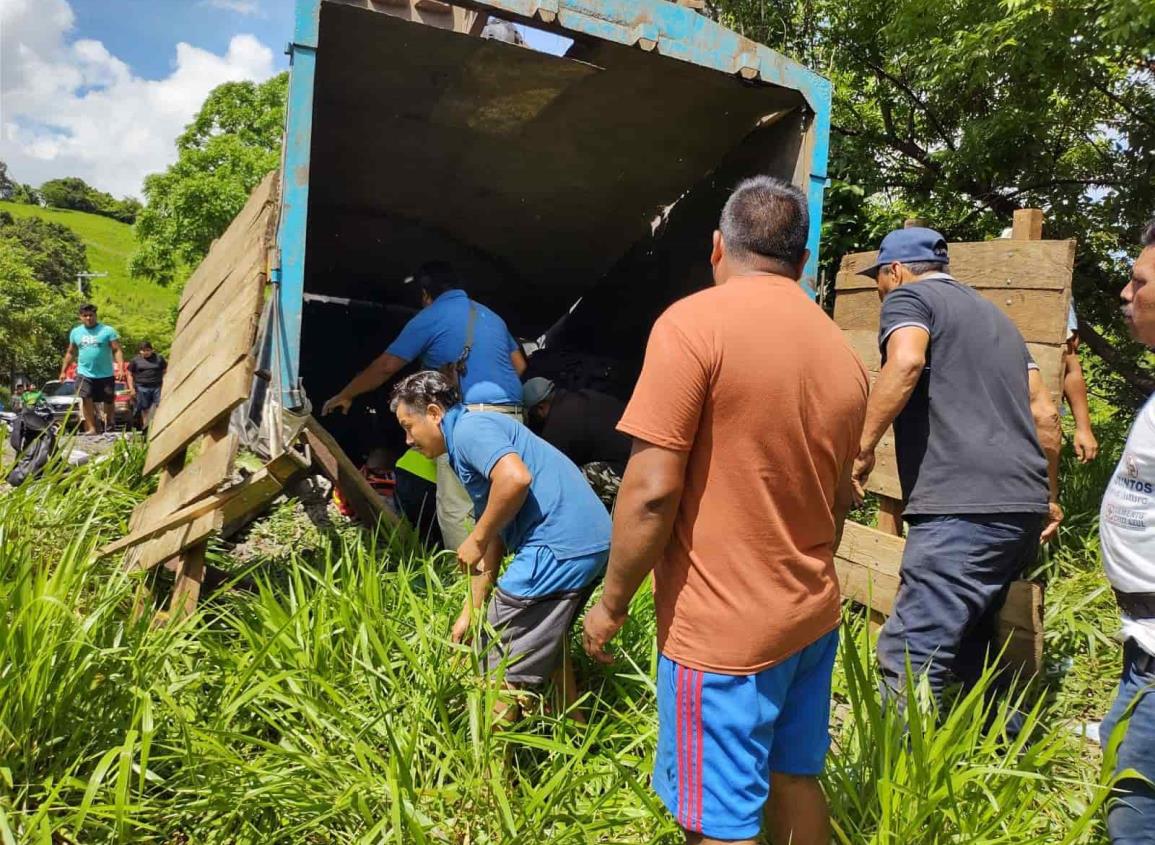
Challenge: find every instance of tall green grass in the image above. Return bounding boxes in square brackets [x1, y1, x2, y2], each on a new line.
[0, 436, 1125, 843]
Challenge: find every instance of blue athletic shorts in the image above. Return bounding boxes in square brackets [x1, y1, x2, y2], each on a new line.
[654, 628, 839, 840]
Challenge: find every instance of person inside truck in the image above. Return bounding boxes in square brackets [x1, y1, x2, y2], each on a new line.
[389, 369, 610, 723]
[522, 376, 631, 509]
[321, 261, 528, 551]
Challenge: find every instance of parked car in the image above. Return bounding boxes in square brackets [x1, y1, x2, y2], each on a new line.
[41, 380, 82, 428]
[114, 381, 134, 428]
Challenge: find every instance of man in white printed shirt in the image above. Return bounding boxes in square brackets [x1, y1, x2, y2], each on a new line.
[1099, 217, 1155, 844]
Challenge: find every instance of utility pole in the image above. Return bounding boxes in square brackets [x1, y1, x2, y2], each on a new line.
[75, 271, 108, 297]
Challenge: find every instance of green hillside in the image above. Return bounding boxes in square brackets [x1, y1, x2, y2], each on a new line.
[0, 201, 178, 352]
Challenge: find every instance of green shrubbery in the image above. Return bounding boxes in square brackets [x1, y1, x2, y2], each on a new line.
[0, 414, 1128, 842]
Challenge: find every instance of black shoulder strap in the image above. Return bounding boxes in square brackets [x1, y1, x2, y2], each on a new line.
[459, 303, 478, 366]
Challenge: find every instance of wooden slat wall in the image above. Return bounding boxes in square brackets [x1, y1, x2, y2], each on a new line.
[833, 238, 1074, 500]
[143, 172, 280, 476]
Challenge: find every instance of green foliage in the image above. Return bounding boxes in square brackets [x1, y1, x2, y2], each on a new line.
[0, 240, 77, 385]
[39, 176, 141, 224]
[131, 74, 288, 286]
[0, 201, 179, 356]
[0, 161, 13, 201]
[0, 214, 89, 289]
[715, 0, 1155, 404]
[0, 431, 1129, 843]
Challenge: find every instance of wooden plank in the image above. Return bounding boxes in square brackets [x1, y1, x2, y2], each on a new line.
[163, 264, 263, 397]
[148, 346, 251, 438]
[144, 360, 253, 475]
[835, 521, 1044, 673]
[129, 429, 237, 532]
[175, 172, 277, 327]
[836, 286, 1068, 345]
[836, 239, 1076, 292]
[128, 509, 222, 573]
[1012, 208, 1044, 241]
[169, 544, 207, 621]
[302, 416, 400, 528]
[174, 227, 267, 340]
[877, 496, 904, 536]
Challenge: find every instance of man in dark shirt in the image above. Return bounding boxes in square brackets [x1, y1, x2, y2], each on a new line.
[851, 227, 1062, 716]
[125, 341, 167, 428]
[523, 377, 631, 508]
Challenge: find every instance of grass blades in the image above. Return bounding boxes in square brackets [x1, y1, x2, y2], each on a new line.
[0, 432, 1128, 843]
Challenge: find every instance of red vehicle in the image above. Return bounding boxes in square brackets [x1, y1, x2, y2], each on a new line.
[114, 381, 134, 428]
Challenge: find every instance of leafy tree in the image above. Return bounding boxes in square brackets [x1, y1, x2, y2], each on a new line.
[0, 241, 77, 387]
[9, 184, 41, 206]
[0, 216, 89, 291]
[39, 177, 140, 223]
[712, 0, 1155, 405]
[131, 73, 288, 286]
[0, 161, 14, 201]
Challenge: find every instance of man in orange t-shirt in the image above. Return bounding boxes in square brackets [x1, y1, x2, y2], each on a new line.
[583, 177, 867, 845]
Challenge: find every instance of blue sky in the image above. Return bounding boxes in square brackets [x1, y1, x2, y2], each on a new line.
[0, 0, 569, 197]
[70, 0, 295, 79]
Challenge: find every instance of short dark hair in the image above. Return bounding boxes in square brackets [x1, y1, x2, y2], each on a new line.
[719, 176, 810, 268]
[389, 370, 460, 414]
[411, 261, 461, 300]
[139, 341, 153, 350]
[902, 261, 950, 276]
[1142, 217, 1155, 247]
[78, 303, 97, 315]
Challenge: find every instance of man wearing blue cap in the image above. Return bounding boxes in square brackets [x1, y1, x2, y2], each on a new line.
[852, 227, 1063, 716]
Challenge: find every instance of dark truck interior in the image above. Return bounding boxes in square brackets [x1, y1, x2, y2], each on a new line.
[300, 2, 812, 461]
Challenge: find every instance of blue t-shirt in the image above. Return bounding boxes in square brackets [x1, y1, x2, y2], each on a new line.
[386, 290, 522, 405]
[69, 323, 119, 379]
[442, 405, 611, 591]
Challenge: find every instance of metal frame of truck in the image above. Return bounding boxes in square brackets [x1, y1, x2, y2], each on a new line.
[273, 0, 833, 407]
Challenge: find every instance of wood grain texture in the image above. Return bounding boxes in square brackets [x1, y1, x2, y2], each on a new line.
[834, 521, 1044, 673]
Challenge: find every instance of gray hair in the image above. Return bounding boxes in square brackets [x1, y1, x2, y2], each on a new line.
[902, 261, 950, 276]
[719, 176, 810, 268]
[1142, 217, 1155, 247]
[389, 370, 460, 414]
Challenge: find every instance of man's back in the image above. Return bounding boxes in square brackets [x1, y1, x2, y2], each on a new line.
[879, 275, 1049, 515]
[386, 289, 522, 405]
[619, 275, 868, 673]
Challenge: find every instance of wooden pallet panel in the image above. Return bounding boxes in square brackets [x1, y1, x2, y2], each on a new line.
[836, 238, 1076, 291]
[834, 239, 1071, 501]
[129, 429, 238, 532]
[144, 358, 253, 476]
[834, 521, 1044, 672]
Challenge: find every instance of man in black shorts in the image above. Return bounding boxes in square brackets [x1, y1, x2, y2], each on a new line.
[126, 341, 167, 428]
[61, 304, 125, 434]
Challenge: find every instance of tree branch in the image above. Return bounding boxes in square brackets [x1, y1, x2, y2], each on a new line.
[1078, 317, 1155, 407]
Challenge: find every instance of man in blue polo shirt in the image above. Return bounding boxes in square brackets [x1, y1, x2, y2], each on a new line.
[322, 262, 527, 549]
[389, 369, 611, 721]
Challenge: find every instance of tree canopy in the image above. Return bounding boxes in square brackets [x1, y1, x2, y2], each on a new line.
[130, 73, 288, 286]
[39, 177, 141, 224]
[714, 0, 1155, 403]
[0, 241, 77, 388]
[0, 215, 89, 291]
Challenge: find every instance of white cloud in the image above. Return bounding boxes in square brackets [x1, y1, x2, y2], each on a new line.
[201, 0, 264, 16]
[0, 0, 276, 198]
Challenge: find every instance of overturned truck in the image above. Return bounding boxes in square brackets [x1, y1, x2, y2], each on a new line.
[110, 0, 833, 614]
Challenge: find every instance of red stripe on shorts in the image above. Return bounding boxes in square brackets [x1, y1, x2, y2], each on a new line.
[678, 664, 690, 827]
[693, 668, 704, 832]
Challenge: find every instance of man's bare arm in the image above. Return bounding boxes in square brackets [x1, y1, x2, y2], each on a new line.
[111, 340, 125, 384]
[59, 344, 77, 380]
[853, 327, 928, 493]
[473, 453, 532, 551]
[322, 352, 408, 415]
[511, 348, 528, 377]
[1062, 338, 1098, 462]
[1029, 368, 1064, 541]
[582, 440, 689, 663]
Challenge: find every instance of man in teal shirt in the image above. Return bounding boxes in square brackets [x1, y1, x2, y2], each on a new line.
[60, 303, 125, 434]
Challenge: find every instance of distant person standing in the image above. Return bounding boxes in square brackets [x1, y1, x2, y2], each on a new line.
[322, 262, 527, 550]
[583, 177, 867, 845]
[852, 228, 1062, 718]
[1098, 218, 1155, 844]
[60, 304, 124, 435]
[126, 341, 167, 428]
